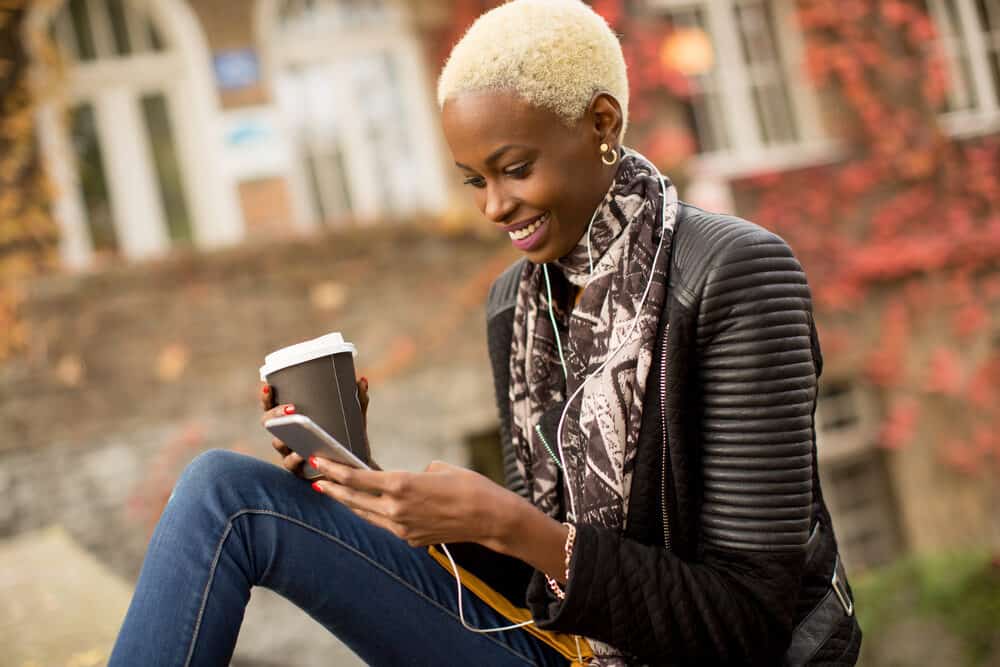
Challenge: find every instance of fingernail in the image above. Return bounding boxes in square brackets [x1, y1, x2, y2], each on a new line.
[284, 405, 296, 414]
[262, 385, 270, 394]
[360, 376, 368, 386]
[309, 456, 318, 468]
[311, 481, 323, 493]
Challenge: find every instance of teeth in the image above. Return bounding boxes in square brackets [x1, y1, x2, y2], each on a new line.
[509, 213, 548, 240]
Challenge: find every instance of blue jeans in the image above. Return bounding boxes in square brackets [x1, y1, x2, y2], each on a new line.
[109, 449, 568, 666]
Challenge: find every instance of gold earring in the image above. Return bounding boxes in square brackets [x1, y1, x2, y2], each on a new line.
[600, 142, 618, 166]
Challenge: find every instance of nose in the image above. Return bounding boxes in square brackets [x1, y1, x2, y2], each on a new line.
[482, 182, 516, 224]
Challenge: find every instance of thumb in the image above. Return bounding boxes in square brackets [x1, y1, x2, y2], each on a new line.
[424, 460, 451, 473]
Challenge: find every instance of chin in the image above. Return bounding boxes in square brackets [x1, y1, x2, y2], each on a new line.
[522, 245, 561, 264]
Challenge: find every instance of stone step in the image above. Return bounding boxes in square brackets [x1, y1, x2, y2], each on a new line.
[0, 525, 131, 667]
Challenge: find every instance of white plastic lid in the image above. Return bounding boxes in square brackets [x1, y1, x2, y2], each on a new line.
[259, 332, 357, 381]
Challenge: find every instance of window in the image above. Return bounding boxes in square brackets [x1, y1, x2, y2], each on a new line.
[262, 0, 447, 225]
[647, 0, 829, 169]
[819, 449, 903, 572]
[464, 427, 506, 487]
[33, 0, 240, 270]
[51, 0, 165, 62]
[276, 0, 397, 33]
[815, 381, 878, 462]
[815, 381, 903, 572]
[925, 0, 1000, 133]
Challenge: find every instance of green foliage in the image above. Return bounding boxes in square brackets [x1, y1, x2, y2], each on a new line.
[854, 551, 1000, 665]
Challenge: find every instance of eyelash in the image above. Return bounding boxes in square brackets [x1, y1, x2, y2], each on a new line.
[463, 162, 532, 188]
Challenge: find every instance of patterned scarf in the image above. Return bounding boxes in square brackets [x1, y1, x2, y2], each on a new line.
[508, 148, 678, 663]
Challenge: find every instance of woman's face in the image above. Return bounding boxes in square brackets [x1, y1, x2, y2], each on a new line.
[441, 91, 621, 264]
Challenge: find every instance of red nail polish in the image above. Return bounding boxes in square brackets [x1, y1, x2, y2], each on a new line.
[262, 385, 270, 394]
[309, 456, 318, 468]
[360, 376, 368, 384]
[284, 405, 296, 414]
[311, 481, 322, 493]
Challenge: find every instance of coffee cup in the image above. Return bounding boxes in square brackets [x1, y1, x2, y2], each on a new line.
[259, 332, 369, 477]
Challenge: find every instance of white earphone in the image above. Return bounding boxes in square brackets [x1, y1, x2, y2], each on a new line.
[440, 169, 670, 654]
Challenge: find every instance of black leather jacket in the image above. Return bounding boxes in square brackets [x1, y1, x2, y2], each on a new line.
[477, 203, 861, 665]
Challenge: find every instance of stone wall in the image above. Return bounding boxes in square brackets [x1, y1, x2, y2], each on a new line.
[1, 224, 519, 579]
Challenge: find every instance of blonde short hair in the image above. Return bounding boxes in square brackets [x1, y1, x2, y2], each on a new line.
[436, 0, 629, 139]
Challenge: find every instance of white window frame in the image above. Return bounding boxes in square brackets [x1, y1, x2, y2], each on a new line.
[256, 0, 449, 228]
[26, 0, 242, 271]
[927, 0, 1000, 137]
[645, 0, 841, 180]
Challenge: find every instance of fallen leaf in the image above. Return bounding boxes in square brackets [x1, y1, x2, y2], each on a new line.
[309, 281, 348, 311]
[157, 343, 189, 382]
[55, 354, 84, 386]
[66, 649, 105, 667]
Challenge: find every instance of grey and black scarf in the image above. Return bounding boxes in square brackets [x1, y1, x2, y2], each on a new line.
[508, 147, 679, 664]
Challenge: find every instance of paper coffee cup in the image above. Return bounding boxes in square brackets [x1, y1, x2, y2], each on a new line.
[260, 332, 369, 476]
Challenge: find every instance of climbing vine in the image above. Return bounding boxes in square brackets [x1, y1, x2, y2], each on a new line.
[734, 0, 999, 473]
[0, 0, 61, 363]
[439, 0, 999, 473]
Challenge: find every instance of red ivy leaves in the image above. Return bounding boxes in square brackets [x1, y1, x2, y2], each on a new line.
[924, 347, 964, 396]
[880, 397, 919, 450]
[740, 0, 999, 472]
[436, 1, 996, 474]
[865, 301, 909, 388]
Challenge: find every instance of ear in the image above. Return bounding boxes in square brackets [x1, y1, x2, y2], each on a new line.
[588, 93, 624, 147]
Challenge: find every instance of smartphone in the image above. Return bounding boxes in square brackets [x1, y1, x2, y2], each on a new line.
[265, 414, 371, 479]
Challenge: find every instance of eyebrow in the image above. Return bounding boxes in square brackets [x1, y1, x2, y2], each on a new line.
[454, 144, 532, 170]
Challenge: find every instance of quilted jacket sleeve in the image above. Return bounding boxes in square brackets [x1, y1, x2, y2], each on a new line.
[526, 226, 816, 665]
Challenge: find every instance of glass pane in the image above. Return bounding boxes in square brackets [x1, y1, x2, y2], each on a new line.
[69, 103, 118, 254]
[148, 19, 164, 51]
[924, 0, 981, 111]
[950, 53, 979, 111]
[735, 0, 800, 145]
[663, 7, 729, 153]
[68, 0, 96, 61]
[975, 0, 1000, 30]
[753, 82, 798, 144]
[305, 149, 328, 221]
[140, 93, 193, 244]
[329, 147, 352, 215]
[277, 64, 355, 222]
[279, 0, 392, 33]
[981, 0, 1000, 104]
[991, 52, 1000, 102]
[306, 146, 353, 222]
[350, 52, 414, 216]
[106, 0, 132, 55]
[735, 1, 779, 67]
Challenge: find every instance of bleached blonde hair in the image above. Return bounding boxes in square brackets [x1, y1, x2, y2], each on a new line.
[436, 0, 629, 138]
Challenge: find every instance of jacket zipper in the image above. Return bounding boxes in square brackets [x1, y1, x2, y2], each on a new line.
[659, 322, 672, 552]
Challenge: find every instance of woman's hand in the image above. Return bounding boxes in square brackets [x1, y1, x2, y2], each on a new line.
[260, 377, 371, 478]
[309, 458, 522, 551]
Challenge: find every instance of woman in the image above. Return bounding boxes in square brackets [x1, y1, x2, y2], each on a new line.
[110, 1, 860, 665]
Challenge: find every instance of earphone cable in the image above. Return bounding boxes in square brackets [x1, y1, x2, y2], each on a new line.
[439, 543, 586, 663]
[445, 169, 668, 665]
[439, 543, 535, 633]
[552, 175, 670, 523]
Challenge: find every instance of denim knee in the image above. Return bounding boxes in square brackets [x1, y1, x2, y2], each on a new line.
[167, 449, 265, 513]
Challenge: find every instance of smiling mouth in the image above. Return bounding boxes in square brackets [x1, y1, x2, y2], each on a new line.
[508, 212, 549, 240]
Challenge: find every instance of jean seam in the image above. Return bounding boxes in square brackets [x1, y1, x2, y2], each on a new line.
[182, 507, 541, 667]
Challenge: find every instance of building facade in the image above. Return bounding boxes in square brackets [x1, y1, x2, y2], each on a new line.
[21, 0, 1000, 573]
[26, 0, 454, 271]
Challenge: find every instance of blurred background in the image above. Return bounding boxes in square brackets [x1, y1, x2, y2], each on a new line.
[0, 0, 998, 665]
